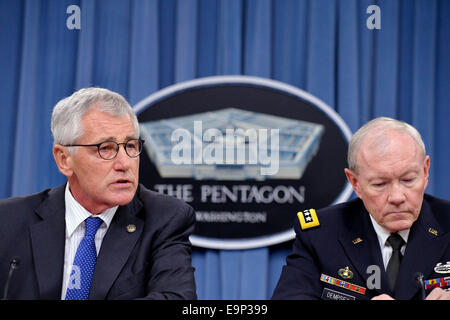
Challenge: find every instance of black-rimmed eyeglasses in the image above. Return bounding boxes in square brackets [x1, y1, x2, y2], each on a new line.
[63, 139, 145, 160]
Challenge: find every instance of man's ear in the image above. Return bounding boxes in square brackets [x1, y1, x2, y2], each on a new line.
[423, 155, 430, 178]
[53, 145, 74, 177]
[423, 155, 430, 189]
[344, 168, 362, 198]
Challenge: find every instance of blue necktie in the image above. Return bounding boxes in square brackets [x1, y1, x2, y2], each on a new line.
[65, 217, 103, 300]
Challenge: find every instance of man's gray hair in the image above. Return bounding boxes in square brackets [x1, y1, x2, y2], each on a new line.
[348, 117, 426, 173]
[51, 87, 139, 147]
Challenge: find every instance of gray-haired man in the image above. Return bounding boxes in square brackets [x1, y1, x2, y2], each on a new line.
[0, 87, 197, 300]
[272, 117, 450, 300]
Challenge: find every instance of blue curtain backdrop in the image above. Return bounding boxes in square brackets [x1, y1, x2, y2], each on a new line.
[0, 0, 449, 299]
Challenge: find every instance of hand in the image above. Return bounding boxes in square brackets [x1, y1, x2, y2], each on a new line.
[371, 294, 395, 300]
[425, 288, 450, 300]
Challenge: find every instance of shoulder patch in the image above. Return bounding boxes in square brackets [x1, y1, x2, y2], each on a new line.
[297, 209, 320, 230]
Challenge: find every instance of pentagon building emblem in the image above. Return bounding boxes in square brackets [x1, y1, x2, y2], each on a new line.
[139, 108, 324, 181]
[134, 76, 352, 249]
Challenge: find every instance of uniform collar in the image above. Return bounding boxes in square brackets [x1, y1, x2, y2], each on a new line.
[369, 214, 410, 249]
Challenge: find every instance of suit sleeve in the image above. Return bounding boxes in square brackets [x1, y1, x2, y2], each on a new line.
[271, 219, 323, 300]
[141, 204, 197, 300]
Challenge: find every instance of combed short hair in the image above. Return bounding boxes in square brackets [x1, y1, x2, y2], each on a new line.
[51, 87, 139, 149]
[347, 117, 426, 173]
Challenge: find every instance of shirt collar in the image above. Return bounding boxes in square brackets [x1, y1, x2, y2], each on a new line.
[369, 214, 410, 248]
[65, 183, 118, 237]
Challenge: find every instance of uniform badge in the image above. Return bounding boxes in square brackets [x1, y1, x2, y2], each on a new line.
[434, 262, 450, 274]
[297, 209, 320, 230]
[338, 266, 354, 280]
[352, 237, 363, 245]
[428, 227, 438, 236]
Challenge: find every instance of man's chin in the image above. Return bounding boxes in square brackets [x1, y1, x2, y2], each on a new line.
[106, 190, 136, 207]
[384, 219, 414, 233]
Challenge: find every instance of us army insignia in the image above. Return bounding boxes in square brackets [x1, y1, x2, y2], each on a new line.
[297, 209, 320, 230]
[434, 262, 450, 274]
[428, 227, 438, 236]
[338, 266, 354, 280]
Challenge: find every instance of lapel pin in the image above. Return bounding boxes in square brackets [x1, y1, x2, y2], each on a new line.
[338, 266, 354, 280]
[428, 227, 438, 236]
[352, 237, 363, 245]
[126, 224, 136, 233]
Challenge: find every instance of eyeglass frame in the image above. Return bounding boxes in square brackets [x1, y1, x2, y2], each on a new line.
[62, 138, 145, 160]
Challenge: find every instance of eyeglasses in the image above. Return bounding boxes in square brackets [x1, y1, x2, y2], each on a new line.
[63, 139, 145, 160]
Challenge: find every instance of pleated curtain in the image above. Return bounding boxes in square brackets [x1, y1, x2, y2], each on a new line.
[0, 0, 448, 299]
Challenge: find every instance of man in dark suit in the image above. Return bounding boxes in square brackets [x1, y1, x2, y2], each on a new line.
[0, 88, 196, 300]
[272, 117, 450, 300]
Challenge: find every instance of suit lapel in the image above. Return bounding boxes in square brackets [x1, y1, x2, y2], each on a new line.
[338, 205, 389, 296]
[30, 185, 66, 299]
[395, 200, 449, 300]
[89, 195, 143, 300]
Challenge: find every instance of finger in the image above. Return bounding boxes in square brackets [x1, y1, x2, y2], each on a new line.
[371, 294, 394, 300]
[425, 288, 448, 300]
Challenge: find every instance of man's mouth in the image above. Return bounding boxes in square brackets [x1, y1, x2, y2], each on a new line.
[112, 179, 133, 186]
[385, 211, 410, 217]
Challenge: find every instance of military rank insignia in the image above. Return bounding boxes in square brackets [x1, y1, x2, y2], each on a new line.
[297, 209, 320, 230]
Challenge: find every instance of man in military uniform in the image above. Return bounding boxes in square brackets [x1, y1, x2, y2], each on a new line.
[272, 117, 450, 300]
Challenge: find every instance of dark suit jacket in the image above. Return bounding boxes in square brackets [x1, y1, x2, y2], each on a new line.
[272, 194, 450, 300]
[0, 183, 197, 300]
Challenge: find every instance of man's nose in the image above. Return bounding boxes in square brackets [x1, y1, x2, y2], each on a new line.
[387, 182, 406, 205]
[113, 145, 131, 170]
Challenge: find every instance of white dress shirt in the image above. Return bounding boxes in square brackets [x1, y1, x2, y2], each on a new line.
[369, 215, 409, 270]
[61, 183, 118, 299]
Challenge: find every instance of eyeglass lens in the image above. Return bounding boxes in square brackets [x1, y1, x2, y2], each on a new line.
[98, 140, 142, 159]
